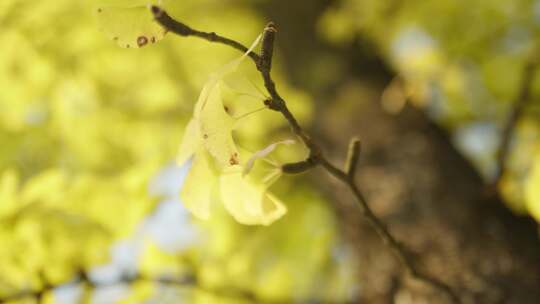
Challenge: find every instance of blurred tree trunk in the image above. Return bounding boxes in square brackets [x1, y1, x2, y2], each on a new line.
[256, 1, 540, 303]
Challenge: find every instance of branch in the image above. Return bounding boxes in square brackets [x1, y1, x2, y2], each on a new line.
[152, 6, 461, 303]
[281, 158, 318, 174]
[151, 6, 260, 63]
[0, 272, 192, 304]
[0, 271, 301, 304]
[492, 56, 538, 187]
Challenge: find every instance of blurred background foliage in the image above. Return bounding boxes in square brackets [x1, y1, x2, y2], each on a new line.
[320, 0, 540, 218]
[0, 0, 539, 303]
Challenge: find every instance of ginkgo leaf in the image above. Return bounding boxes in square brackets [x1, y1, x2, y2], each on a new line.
[94, 0, 167, 48]
[219, 81, 266, 119]
[220, 166, 287, 226]
[180, 148, 219, 220]
[194, 35, 262, 168]
[176, 118, 201, 166]
[243, 140, 295, 176]
[178, 34, 276, 224]
[193, 34, 262, 117]
[198, 83, 240, 167]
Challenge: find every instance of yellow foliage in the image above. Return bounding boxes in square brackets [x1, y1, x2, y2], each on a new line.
[0, 0, 354, 302]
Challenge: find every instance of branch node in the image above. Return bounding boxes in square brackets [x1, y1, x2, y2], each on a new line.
[151, 6, 194, 37]
[259, 22, 277, 72]
[150, 5, 163, 17]
[345, 137, 361, 178]
[264, 98, 285, 112]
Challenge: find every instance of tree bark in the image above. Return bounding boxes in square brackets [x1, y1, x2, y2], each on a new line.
[256, 1, 540, 303]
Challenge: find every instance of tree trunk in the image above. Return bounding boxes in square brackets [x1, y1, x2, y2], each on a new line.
[256, 1, 540, 303]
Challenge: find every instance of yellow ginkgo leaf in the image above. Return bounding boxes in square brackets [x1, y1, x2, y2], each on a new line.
[94, 0, 167, 48]
[194, 35, 262, 168]
[177, 118, 201, 166]
[176, 33, 288, 225]
[219, 80, 267, 120]
[199, 83, 240, 167]
[220, 166, 286, 226]
[180, 148, 219, 220]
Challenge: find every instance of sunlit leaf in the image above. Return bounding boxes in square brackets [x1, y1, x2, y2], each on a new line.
[194, 35, 262, 168]
[220, 166, 286, 226]
[94, 0, 167, 48]
[177, 118, 201, 166]
[180, 148, 219, 220]
[198, 82, 240, 167]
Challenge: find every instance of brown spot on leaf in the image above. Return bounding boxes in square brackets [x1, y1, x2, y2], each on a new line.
[97, 8, 102, 13]
[150, 5, 162, 17]
[126, 44, 130, 48]
[224, 105, 230, 113]
[203, 134, 208, 139]
[150, 36, 156, 43]
[137, 36, 148, 47]
[229, 153, 239, 165]
[113, 37, 119, 41]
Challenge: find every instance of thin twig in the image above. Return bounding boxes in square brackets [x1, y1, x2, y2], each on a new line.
[344, 137, 361, 178]
[0, 272, 191, 303]
[152, 6, 461, 303]
[493, 58, 538, 186]
[0, 271, 304, 304]
[151, 6, 260, 63]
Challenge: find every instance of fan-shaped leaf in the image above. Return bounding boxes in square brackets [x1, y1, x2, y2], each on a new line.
[176, 118, 201, 166]
[180, 148, 219, 220]
[220, 166, 286, 226]
[95, 0, 167, 48]
[195, 35, 262, 167]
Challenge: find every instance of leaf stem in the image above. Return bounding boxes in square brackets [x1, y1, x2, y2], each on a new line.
[0, 270, 297, 304]
[233, 106, 267, 121]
